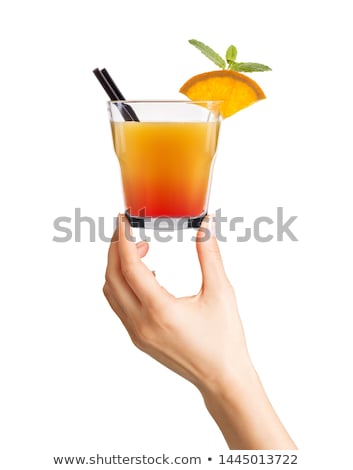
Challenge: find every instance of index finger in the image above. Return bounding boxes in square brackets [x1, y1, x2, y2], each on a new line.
[117, 214, 172, 308]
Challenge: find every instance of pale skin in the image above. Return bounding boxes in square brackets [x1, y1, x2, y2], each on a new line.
[103, 214, 297, 450]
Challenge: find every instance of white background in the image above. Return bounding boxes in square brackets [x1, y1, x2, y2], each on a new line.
[0, 1, 352, 468]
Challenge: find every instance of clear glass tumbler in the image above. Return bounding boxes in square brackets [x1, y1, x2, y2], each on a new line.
[107, 100, 222, 229]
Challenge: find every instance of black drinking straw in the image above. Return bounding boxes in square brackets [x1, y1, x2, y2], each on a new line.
[92, 68, 139, 122]
[100, 69, 125, 100]
[101, 68, 140, 121]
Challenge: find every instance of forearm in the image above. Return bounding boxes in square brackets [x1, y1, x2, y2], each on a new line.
[200, 362, 297, 450]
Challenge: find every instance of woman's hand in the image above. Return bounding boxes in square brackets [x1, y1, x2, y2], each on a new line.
[103, 214, 250, 391]
[103, 214, 297, 450]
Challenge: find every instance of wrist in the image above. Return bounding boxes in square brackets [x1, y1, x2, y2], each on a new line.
[198, 355, 260, 404]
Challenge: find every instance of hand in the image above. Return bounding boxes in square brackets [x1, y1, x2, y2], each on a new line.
[103, 214, 250, 391]
[103, 214, 297, 450]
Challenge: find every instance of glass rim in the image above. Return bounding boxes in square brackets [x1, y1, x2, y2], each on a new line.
[108, 99, 224, 105]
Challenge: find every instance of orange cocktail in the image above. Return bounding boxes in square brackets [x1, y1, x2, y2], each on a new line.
[108, 101, 221, 228]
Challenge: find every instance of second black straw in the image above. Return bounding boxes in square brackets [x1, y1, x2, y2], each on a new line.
[93, 68, 139, 122]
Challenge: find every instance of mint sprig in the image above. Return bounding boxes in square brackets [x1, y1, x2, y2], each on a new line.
[188, 39, 226, 69]
[229, 62, 271, 72]
[188, 39, 272, 73]
[226, 45, 237, 64]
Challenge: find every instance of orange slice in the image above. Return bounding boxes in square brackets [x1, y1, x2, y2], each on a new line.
[179, 70, 266, 118]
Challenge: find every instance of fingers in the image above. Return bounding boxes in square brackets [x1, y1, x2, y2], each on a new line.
[196, 215, 230, 293]
[105, 228, 149, 315]
[136, 240, 149, 259]
[117, 214, 172, 308]
[103, 282, 130, 328]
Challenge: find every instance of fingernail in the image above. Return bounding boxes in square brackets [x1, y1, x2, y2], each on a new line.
[121, 214, 135, 242]
[116, 213, 123, 227]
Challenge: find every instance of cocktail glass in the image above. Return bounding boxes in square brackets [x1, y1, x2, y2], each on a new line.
[107, 100, 222, 229]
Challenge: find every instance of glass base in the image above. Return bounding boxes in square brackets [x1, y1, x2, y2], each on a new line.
[125, 211, 207, 230]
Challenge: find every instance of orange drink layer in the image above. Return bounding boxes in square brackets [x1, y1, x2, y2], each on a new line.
[111, 121, 220, 218]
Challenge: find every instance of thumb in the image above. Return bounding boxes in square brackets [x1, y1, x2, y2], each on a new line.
[196, 215, 229, 293]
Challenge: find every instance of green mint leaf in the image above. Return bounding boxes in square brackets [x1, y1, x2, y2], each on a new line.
[226, 45, 237, 64]
[230, 62, 272, 72]
[188, 39, 226, 69]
